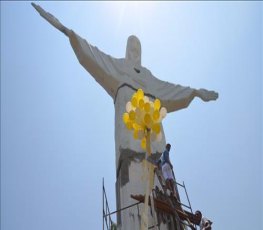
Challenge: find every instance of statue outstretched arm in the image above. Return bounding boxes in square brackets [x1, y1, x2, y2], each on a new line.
[151, 78, 218, 113]
[31, 3, 70, 36]
[31, 2, 120, 99]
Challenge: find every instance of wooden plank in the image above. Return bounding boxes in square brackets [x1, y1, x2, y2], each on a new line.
[130, 194, 202, 225]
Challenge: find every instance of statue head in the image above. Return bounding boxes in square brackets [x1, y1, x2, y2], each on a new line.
[126, 35, 141, 66]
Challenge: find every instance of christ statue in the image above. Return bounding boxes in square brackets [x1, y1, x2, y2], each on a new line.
[32, 3, 218, 230]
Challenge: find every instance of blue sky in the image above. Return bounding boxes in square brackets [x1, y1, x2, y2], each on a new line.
[1, 1, 262, 230]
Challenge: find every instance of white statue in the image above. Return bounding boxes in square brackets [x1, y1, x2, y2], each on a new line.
[32, 3, 218, 230]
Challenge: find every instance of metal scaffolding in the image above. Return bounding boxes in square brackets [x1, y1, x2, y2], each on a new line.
[102, 176, 200, 230]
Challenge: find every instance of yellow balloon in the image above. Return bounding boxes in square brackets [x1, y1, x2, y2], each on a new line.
[144, 113, 153, 129]
[131, 96, 138, 107]
[144, 102, 151, 113]
[126, 101, 132, 113]
[144, 113, 151, 125]
[141, 137, 146, 150]
[135, 109, 142, 125]
[154, 99, 161, 110]
[124, 90, 165, 144]
[152, 110, 160, 121]
[150, 101, 154, 107]
[160, 107, 167, 119]
[138, 99, 145, 110]
[126, 121, 133, 130]
[129, 110, 136, 121]
[144, 96, 149, 103]
[137, 88, 144, 99]
[132, 92, 137, 98]
[133, 122, 142, 131]
[137, 108, 145, 120]
[123, 113, 129, 124]
[135, 107, 141, 116]
[152, 123, 161, 134]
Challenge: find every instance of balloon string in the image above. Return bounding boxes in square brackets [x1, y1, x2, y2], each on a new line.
[140, 131, 155, 230]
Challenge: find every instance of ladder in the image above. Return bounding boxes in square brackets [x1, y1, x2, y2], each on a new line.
[154, 167, 196, 229]
[155, 167, 193, 213]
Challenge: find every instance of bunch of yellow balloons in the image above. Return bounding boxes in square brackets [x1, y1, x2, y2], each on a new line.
[123, 89, 167, 150]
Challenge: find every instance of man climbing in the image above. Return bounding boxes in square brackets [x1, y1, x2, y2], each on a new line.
[160, 143, 177, 197]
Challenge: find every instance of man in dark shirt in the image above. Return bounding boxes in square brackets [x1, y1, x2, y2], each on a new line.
[160, 143, 176, 195]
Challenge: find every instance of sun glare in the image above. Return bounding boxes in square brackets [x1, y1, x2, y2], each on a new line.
[107, 1, 158, 35]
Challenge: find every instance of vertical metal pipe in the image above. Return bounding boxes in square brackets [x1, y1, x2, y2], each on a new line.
[183, 181, 193, 214]
[103, 178, 104, 230]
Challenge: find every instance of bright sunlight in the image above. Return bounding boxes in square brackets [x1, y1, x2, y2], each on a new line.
[107, 1, 158, 35]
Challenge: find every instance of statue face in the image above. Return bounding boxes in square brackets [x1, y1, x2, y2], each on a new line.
[126, 35, 141, 66]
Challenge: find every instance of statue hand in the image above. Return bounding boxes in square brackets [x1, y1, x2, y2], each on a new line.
[31, 2, 70, 36]
[198, 88, 218, 101]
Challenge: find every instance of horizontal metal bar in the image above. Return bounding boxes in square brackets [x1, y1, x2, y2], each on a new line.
[103, 201, 141, 218]
[177, 201, 191, 210]
[175, 181, 184, 187]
